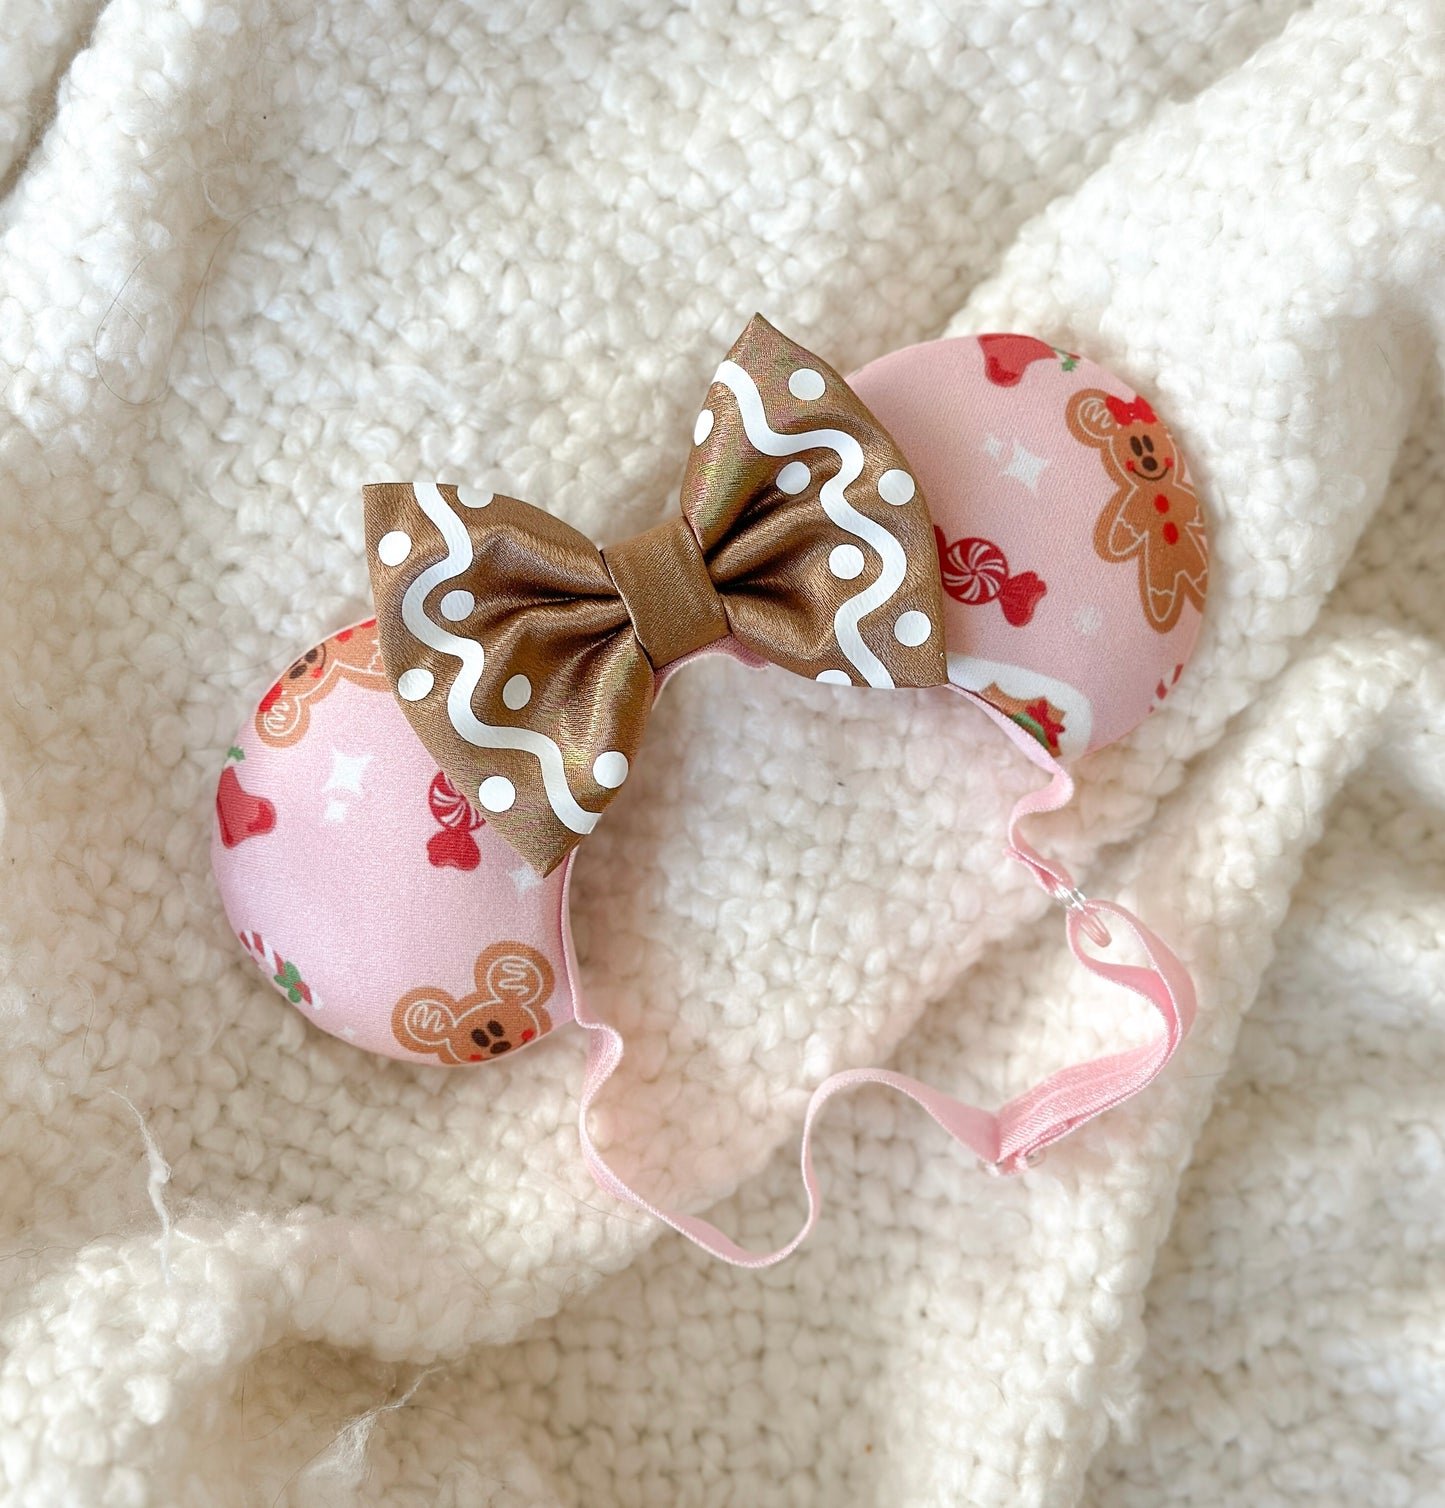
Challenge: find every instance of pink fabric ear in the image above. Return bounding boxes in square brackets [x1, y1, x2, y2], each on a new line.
[211, 619, 575, 1064]
[849, 335, 1208, 757]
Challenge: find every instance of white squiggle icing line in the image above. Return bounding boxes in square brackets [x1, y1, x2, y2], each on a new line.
[714, 359, 910, 689]
[401, 482, 599, 836]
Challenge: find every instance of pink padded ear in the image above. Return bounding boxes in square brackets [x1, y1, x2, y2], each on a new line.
[211, 619, 575, 1064]
[849, 335, 1208, 758]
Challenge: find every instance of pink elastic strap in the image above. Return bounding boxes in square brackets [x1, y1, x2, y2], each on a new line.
[569, 688, 1197, 1267]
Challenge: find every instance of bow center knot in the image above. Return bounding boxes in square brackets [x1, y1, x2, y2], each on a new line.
[601, 515, 729, 669]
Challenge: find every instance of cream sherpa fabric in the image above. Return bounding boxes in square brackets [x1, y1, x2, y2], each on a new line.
[1, 1, 1442, 1503]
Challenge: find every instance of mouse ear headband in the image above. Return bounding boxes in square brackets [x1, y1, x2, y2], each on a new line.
[363, 315, 947, 875]
[214, 317, 1207, 1266]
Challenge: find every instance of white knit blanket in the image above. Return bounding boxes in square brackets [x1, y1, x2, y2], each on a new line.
[2, 1, 1442, 1502]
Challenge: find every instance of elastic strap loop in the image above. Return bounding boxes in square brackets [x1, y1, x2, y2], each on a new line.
[568, 689, 1197, 1267]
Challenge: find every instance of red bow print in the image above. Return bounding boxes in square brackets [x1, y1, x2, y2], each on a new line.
[1105, 394, 1157, 427]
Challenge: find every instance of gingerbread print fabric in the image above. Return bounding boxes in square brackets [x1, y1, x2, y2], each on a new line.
[254, 620, 389, 748]
[211, 619, 575, 1065]
[392, 942, 555, 1065]
[1065, 390, 1209, 632]
[849, 336, 1207, 758]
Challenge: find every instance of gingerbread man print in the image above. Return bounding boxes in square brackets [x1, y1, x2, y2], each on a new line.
[1065, 390, 1208, 633]
[392, 942, 556, 1065]
[255, 619, 389, 748]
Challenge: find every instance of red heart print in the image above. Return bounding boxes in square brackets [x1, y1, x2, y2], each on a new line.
[979, 333, 1057, 388]
[216, 766, 276, 847]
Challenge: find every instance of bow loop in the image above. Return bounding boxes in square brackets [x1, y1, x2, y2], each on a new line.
[682, 317, 946, 690]
[365, 317, 947, 875]
[365, 483, 652, 875]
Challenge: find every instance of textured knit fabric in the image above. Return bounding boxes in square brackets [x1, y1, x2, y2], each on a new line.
[1, 1, 1442, 1505]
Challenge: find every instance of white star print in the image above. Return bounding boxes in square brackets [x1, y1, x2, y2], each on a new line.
[324, 749, 373, 795]
[510, 865, 542, 894]
[1001, 440, 1049, 493]
[323, 800, 348, 823]
[1073, 604, 1104, 638]
[982, 433, 1005, 460]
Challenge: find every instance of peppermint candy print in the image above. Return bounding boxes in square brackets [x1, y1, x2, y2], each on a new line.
[426, 770, 485, 871]
[934, 528, 1048, 627]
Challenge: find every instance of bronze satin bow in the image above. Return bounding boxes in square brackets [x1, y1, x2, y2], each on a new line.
[364, 316, 947, 874]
